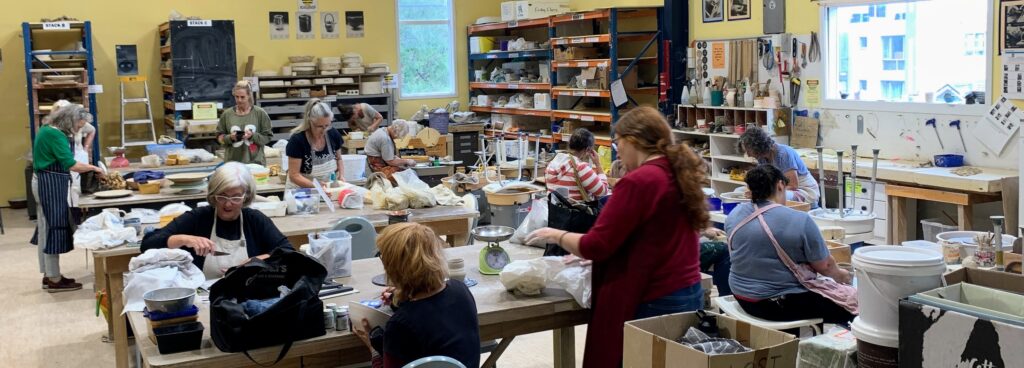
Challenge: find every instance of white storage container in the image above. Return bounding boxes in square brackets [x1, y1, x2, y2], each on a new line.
[342, 154, 367, 181]
[514, 1, 570, 20]
[251, 201, 287, 218]
[360, 81, 383, 95]
[533, 93, 550, 110]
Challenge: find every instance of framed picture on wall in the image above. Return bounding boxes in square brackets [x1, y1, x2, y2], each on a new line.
[728, 0, 751, 21]
[703, 0, 724, 23]
[1003, 1, 1024, 52]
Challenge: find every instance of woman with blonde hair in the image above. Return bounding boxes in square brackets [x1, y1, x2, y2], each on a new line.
[32, 104, 104, 292]
[217, 80, 273, 165]
[354, 223, 480, 368]
[142, 162, 292, 278]
[527, 106, 708, 367]
[285, 98, 345, 188]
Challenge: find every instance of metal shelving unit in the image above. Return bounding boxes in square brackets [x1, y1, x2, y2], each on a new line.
[22, 21, 98, 161]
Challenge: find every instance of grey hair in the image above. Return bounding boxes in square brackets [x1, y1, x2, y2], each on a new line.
[207, 162, 256, 207]
[292, 98, 334, 134]
[737, 126, 775, 157]
[48, 104, 93, 136]
[388, 122, 409, 138]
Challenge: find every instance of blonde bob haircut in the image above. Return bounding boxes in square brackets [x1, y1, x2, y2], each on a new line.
[377, 222, 448, 306]
[206, 162, 257, 207]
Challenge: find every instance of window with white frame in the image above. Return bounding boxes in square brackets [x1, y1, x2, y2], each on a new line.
[396, 0, 456, 98]
[825, 0, 988, 104]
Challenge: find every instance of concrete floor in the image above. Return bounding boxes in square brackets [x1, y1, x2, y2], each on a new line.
[0, 208, 586, 367]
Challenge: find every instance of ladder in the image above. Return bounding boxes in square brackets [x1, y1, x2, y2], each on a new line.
[120, 79, 157, 147]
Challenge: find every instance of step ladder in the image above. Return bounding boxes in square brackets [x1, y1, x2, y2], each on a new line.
[120, 79, 157, 147]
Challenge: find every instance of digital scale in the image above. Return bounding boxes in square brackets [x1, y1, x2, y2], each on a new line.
[472, 225, 514, 275]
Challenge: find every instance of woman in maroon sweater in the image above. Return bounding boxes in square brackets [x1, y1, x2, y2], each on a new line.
[527, 106, 709, 367]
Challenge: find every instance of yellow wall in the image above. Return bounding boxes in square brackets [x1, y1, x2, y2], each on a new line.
[687, 0, 1001, 101]
[0, 0, 497, 204]
[570, 0, 662, 10]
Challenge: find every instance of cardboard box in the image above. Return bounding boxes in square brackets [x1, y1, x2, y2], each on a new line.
[943, 267, 1024, 294]
[899, 298, 1024, 368]
[469, 37, 496, 54]
[617, 66, 638, 90]
[554, 46, 601, 61]
[826, 241, 852, 264]
[624, 312, 798, 368]
[501, 1, 517, 21]
[514, 1, 570, 20]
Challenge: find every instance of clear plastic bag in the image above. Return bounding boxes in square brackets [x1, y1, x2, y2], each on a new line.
[306, 230, 352, 278]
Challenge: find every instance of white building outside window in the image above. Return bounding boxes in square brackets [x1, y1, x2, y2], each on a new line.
[396, 0, 457, 99]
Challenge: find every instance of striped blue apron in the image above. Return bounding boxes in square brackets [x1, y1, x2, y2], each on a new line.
[30, 163, 75, 255]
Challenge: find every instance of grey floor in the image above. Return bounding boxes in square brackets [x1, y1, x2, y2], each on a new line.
[0, 208, 586, 367]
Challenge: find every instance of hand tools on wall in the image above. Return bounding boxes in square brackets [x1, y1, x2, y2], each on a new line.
[925, 118, 944, 149]
[950, 120, 966, 152]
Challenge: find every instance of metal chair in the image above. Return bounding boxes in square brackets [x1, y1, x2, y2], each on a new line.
[714, 295, 823, 336]
[330, 216, 377, 260]
[402, 356, 466, 368]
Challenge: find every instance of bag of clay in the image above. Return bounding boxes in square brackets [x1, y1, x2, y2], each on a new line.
[499, 256, 592, 308]
[511, 198, 547, 246]
[306, 230, 353, 278]
[73, 211, 139, 250]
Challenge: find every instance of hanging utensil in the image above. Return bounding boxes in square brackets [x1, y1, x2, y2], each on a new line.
[808, 32, 821, 63]
[835, 150, 846, 218]
[850, 145, 859, 214]
[816, 146, 827, 211]
[791, 38, 801, 74]
[869, 148, 880, 215]
[801, 42, 808, 69]
[950, 120, 967, 152]
[925, 118, 944, 149]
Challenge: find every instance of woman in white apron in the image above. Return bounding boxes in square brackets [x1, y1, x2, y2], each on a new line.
[140, 163, 293, 279]
[286, 98, 346, 189]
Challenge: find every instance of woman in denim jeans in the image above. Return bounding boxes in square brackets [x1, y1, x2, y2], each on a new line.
[528, 107, 708, 368]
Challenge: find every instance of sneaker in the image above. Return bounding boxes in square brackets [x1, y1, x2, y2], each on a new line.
[41, 276, 76, 289]
[45, 277, 82, 293]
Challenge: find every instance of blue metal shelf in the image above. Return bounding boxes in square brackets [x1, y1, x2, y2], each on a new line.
[468, 50, 552, 60]
[22, 21, 99, 163]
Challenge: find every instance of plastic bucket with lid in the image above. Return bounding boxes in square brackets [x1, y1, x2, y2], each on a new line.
[852, 246, 945, 343]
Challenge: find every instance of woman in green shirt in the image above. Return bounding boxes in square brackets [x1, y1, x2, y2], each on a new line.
[32, 104, 103, 292]
[217, 80, 273, 165]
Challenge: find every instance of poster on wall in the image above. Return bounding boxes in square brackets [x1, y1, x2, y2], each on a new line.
[975, 96, 1022, 155]
[297, 0, 317, 12]
[269, 12, 290, 40]
[703, 0, 724, 23]
[346, 11, 365, 38]
[711, 42, 725, 69]
[115, 45, 139, 76]
[727, 0, 751, 21]
[1001, 54, 1024, 99]
[321, 11, 340, 39]
[1003, 1, 1024, 52]
[297, 12, 316, 39]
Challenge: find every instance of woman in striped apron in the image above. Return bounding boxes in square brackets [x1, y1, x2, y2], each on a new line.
[31, 104, 104, 292]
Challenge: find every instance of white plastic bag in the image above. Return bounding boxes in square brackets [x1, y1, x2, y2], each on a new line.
[73, 211, 139, 250]
[159, 202, 193, 217]
[499, 256, 592, 308]
[307, 230, 353, 278]
[394, 169, 430, 191]
[511, 199, 547, 246]
[430, 185, 464, 206]
[123, 249, 205, 313]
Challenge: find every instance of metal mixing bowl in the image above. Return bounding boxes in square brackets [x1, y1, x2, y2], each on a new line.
[143, 287, 196, 313]
[472, 225, 515, 243]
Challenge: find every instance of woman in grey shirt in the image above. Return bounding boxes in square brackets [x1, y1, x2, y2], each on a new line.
[365, 123, 414, 183]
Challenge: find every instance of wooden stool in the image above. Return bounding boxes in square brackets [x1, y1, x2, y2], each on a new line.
[885, 184, 1001, 244]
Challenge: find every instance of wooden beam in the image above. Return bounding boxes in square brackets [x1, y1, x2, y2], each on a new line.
[481, 337, 515, 368]
[886, 184, 972, 205]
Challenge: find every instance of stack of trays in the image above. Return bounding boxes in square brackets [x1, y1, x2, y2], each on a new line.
[165, 173, 210, 194]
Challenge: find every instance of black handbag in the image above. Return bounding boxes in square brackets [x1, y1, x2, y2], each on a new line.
[209, 248, 327, 365]
[545, 190, 600, 256]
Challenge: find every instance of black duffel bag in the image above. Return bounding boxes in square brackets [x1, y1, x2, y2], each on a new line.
[545, 190, 600, 256]
[209, 248, 327, 364]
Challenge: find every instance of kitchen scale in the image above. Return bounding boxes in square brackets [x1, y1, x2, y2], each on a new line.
[472, 225, 514, 275]
[107, 146, 130, 168]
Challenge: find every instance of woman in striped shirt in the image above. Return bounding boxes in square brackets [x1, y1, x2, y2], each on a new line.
[544, 128, 609, 202]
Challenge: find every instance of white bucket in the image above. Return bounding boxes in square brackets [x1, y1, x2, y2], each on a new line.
[852, 246, 945, 347]
[342, 155, 367, 181]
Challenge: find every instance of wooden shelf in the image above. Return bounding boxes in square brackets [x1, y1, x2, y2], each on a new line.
[160, 45, 170, 55]
[164, 116, 175, 128]
[162, 84, 173, 93]
[160, 69, 172, 77]
[33, 83, 87, 90]
[711, 176, 746, 185]
[551, 109, 612, 123]
[551, 34, 610, 46]
[688, 104, 775, 112]
[551, 88, 610, 98]
[158, 22, 170, 33]
[468, 18, 551, 33]
[470, 106, 551, 117]
[550, 8, 657, 24]
[469, 82, 551, 91]
[712, 154, 756, 164]
[469, 50, 550, 60]
[550, 57, 657, 70]
[485, 129, 559, 144]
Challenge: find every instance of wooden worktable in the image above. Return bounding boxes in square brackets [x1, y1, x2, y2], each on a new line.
[78, 183, 287, 210]
[97, 205, 478, 368]
[798, 152, 1016, 193]
[127, 244, 589, 368]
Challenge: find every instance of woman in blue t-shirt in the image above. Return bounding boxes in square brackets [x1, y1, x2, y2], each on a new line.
[353, 223, 480, 368]
[739, 127, 820, 206]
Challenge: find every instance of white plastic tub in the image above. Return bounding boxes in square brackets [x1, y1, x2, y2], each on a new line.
[809, 209, 877, 234]
[852, 245, 946, 347]
[935, 231, 1016, 258]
